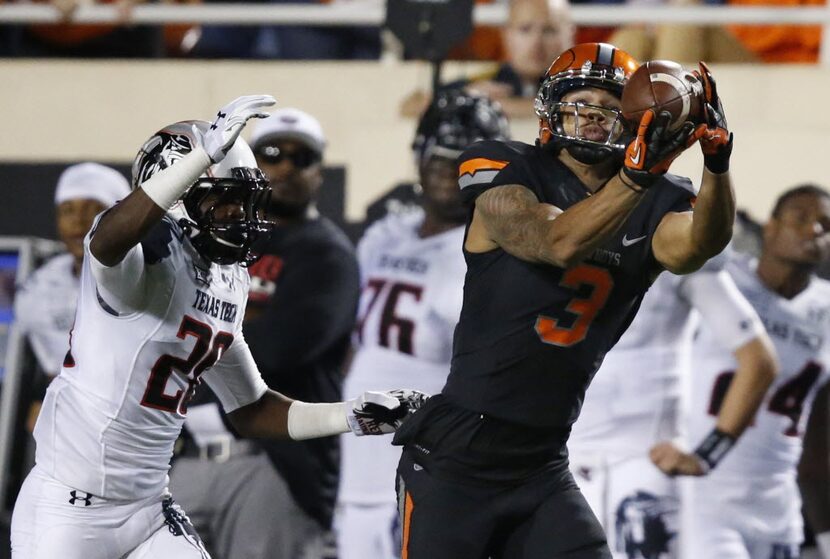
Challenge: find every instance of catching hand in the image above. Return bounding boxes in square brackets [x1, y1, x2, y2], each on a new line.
[649, 441, 707, 477]
[622, 110, 703, 189]
[197, 95, 276, 163]
[695, 62, 732, 173]
[346, 389, 430, 436]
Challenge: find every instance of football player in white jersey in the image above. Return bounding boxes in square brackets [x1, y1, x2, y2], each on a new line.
[685, 184, 830, 559]
[10, 95, 424, 559]
[336, 90, 510, 559]
[568, 253, 778, 559]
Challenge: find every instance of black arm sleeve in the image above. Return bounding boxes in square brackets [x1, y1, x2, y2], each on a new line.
[242, 246, 360, 385]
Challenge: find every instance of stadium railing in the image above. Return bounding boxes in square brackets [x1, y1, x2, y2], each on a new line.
[0, 2, 828, 64]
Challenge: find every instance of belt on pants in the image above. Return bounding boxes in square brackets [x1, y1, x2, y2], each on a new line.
[178, 436, 262, 463]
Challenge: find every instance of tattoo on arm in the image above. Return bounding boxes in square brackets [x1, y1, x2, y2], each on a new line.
[476, 185, 555, 263]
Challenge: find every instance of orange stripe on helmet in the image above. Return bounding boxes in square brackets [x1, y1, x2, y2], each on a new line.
[458, 158, 509, 177]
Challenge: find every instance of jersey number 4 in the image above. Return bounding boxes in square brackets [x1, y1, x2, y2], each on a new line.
[709, 361, 823, 437]
[535, 265, 614, 347]
[141, 315, 234, 415]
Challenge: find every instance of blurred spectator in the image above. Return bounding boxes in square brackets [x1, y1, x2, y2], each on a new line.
[446, 0, 504, 60]
[189, 0, 380, 59]
[10, 0, 164, 57]
[14, 162, 130, 428]
[727, 0, 823, 62]
[169, 108, 359, 559]
[400, 0, 574, 118]
[607, 0, 759, 63]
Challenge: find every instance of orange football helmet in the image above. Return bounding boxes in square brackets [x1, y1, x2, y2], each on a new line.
[535, 43, 639, 158]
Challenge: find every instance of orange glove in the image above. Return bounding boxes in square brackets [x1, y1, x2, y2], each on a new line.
[696, 61, 733, 174]
[621, 110, 704, 189]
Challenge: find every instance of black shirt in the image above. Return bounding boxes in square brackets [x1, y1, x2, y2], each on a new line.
[394, 140, 694, 482]
[243, 215, 360, 529]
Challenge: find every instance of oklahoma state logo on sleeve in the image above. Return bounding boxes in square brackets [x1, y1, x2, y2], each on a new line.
[458, 158, 509, 190]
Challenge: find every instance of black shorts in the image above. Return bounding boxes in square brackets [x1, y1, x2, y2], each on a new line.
[396, 449, 610, 559]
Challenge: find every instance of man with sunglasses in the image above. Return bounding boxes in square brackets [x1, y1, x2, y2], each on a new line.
[169, 108, 360, 559]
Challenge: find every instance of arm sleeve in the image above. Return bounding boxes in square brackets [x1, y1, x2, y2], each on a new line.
[679, 269, 766, 352]
[86, 216, 179, 314]
[86, 239, 148, 314]
[201, 335, 268, 412]
[243, 247, 360, 383]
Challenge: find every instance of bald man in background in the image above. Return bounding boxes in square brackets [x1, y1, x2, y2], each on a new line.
[400, 0, 574, 118]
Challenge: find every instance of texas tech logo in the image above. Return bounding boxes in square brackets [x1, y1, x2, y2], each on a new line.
[133, 131, 193, 188]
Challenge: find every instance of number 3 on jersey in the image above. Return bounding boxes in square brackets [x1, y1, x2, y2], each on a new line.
[535, 264, 614, 347]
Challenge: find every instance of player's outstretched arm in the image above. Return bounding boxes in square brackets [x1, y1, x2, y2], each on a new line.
[227, 388, 429, 440]
[90, 95, 275, 266]
[470, 180, 645, 268]
[468, 111, 699, 268]
[651, 64, 735, 275]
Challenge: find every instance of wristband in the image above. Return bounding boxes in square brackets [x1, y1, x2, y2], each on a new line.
[286, 401, 350, 440]
[693, 428, 736, 473]
[703, 132, 733, 175]
[139, 146, 211, 210]
[617, 169, 648, 193]
[622, 167, 660, 189]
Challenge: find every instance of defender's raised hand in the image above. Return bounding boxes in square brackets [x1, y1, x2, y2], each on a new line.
[695, 62, 732, 174]
[197, 95, 276, 163]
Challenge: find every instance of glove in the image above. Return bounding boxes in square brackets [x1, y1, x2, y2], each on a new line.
[346, 389, 430, 436]
[695, 62, 733, 174]
[196, 95, 276, 163]
[621, 110, 703, 190]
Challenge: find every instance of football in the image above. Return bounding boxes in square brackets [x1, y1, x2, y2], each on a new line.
[621, 60, 704, 131]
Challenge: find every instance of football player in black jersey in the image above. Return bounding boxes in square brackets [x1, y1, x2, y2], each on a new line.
[392, 43, 735, 558]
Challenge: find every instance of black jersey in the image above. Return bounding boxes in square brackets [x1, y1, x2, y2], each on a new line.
[442, 140, 695, 430]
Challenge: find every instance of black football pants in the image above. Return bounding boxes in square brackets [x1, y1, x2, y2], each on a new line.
[396, 449, 611, 559]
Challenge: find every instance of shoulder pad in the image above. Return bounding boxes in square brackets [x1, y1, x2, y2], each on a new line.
[458, 140, 534, 204]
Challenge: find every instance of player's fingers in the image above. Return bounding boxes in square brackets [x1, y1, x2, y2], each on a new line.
[698, 61, 717, 102]
[651, 111, 673, 142]
[637, 109, 656, 140]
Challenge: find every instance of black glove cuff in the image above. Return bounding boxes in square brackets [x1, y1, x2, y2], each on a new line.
[703, 133, 733, 174]
[622, 167, 659, 189]
[693, 428, 736, 472]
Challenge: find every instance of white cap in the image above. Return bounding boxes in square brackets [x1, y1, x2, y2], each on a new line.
[55, 162, 131, 208]
[249, 108, 326, 155]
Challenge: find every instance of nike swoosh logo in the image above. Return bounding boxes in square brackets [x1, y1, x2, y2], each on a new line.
[622, 234, 647, 247]
[629, 144, 642, 166]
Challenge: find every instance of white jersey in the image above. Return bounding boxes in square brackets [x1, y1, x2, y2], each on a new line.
[13, 253, 79, 374]
[571, 253, 764, 455]
[339, 210, 466, 504]
[33, 216, 267, 501]
[686, 255, 830, 541]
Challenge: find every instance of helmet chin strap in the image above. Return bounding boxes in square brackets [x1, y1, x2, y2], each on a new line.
[565, 143, 615, 165]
